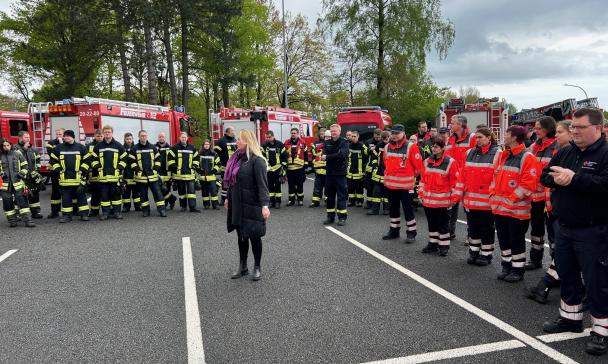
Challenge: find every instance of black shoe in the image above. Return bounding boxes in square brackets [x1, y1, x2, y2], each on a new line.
[467, 253, 478, 265]
[275, 203, 281, 209]
[438, 247, 449, 256]
[356, 201, 363, 207]
[122, 207, 129, 213]
[142, 209, 151, 217]
[309, 203, 319, 208]
[114, 213, 123, 220]
[347, 202, 355, 207]
[364, 202, 372, 210]
[251, 266, 261, 281]
[9, 220, 18, 228]
[24, 219, 36, 227]
[203, 205, 210, 210]
[159, 208, 167, 217]
[270, 201, 276, 209]
[474, 255, 492, 267]
[47, 213, 59, 219]
[212, 204, 219, 210]
[89, 210, 99, 217]
[287, 201, 295, 207]
[586, 333, 608, 356]
[404, 232, 416, 244]
[32, 212, 43, 219]
[59, 215, 72, 223]
[297, 201, 303, 206]
[134, 206, 141, 212]
[542, 317, 584, 334]
[337, 219, 346, 226]
[524, 261, 543, 270]
[231, 260, 248, 279]
[80, 215, 89, 221]
[504, 269, 524, 283]
[190, 208, 201, 213]
[169, 199, 176, 210]
[366, 210, 379, 215]
[99, 214, 108, 221]
[382, 228, 400, 240]
[180, 207, 188, 212]
[497, 262, 511, 280]
[422, 243, 439, 253]
[526, 279, 551, 304]
[323, 217, 335, 225]
[382, 209, 389, 215]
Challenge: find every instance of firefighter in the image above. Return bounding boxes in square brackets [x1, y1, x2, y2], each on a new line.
[382, 124, 423, 243]
[284, 127, 308, 206]
[91, 125, 128, 220]
[215, 127, 237, 204]
[14, 131, 43, 219]
[198, 140, 220, 210]
[364, 129, 382, 209]
[418, 136, 460, 256]
[490, 125, 537, 283]
[168, 132, 200, 212]
[445, 115, 476, 240]
[527, 120, 572, 304]
[86, 129, 103, 216]
[525, 116, 559, 270]
[156, 132, 177, 209]
[540, 108, 607, 356]
[131, 130, 167, 217]
[262, 131, 286, 209]
[322, 124, 349, 226]
[347, 130, 368, 207]
[0, 138, 35, 227]
[367, 131, 390, 215]
[49, 130, 90, 223]
[309, 130, 330, 208]
[414, 121, 432, 160]
[454, 127, 500, 266]
[45, 128, 64, 218]
[122, 132, 140, 212]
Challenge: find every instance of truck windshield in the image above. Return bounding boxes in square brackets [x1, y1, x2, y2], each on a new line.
[340, 123, 378, 142]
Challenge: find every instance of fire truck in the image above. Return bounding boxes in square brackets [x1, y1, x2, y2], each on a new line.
[336, 106, 393, 141]
[1, 97, 192, 174]
[208, 106, 318, 146]
[510, 97, 600, 125]
[436, 97, 509, 143]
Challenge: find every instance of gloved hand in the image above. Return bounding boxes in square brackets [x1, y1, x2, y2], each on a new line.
[31, 170, 40, 179]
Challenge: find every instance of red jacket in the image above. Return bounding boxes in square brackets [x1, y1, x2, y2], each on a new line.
[284, 137, 307, 170]
[454, 143, 501, 210]
[383, 138, 423, 190]
[529, 138, 558, 202]
[419, 154, 459, 208]
[489, 144, 538, 220]
[445, 128, 476, 169]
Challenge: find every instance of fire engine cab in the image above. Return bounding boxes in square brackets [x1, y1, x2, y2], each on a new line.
[336, 106, 393, 141]
[437, 97, 508, 143]
[209, 106, 318, 146]
[0, 110, 31, 146]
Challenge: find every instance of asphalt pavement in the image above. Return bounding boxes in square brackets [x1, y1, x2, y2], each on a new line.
[0, 178, 604, 363]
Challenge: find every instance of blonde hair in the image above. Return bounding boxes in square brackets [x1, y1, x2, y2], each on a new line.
[102, 125, 113, 132]
[239, 130, 266, 162]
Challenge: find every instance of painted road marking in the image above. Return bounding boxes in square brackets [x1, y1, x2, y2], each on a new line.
[537, 329, 592, 343]
[326, 227, 578, 364]
[182, 237, 206, 364]
[362, 339, 526, 364]
[0, 249, 19, 264]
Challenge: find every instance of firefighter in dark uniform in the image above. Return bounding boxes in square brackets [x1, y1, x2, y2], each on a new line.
[1, 138, 35, 227]
[262, 131, 287, 209]
[322, 124, 350, 226]
[14, 131, 43, 219]
[130, 130, 167, 217]
[49, 129, 90, 222]
[309, 130, 330, 208]
[367, 131, 390, 215]
[198, 140, 220, 209]
[91, 125, 128, 220]
[214, 127, 237, 204]
[540, 108, 608, 356]
[364, 129, 382, 209]
[284, 128, 308, 206]
[347, 130, 368, 207]
[156, 132, 177, 209]
[122, 132, 140, 212]
[86, 129, 103, 216]
[45, 128, 64, 218]
[168, 132, 200, 212]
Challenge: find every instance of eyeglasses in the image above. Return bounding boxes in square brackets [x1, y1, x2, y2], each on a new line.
[569, 124, 595, 131]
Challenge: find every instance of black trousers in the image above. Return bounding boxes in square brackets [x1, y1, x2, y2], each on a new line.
[448, 202, 460, 236]
[100, 182, 122, 215]
[544, 213, 560, 285]
[365, 172, 374, 202]
[325, 174, 347, 220]
[200, 180, 219, 207]
[176, 180, 197, 209]
[311, 173, 325, 204]
[554, 222, 608, 336]
[122, 181, 140, 210]
[267, 171, 282, 204]
[27, 189, 41, 214]
[162, 179, 177, 206]
[347, 177, 364, 203]
[387, 188, 417, 236]
[50, 173, 61, 215]
[2, 184, 30, 221]
[287, 168, 305, 202]
[89, 181, 101, 214]
[237, 229, 263, 267]
[60, 186, 89, 216]
[424, 206, 450, 247]
[137, 181, 165, 210]
[494, 215, 529, 271]
[529, 200, 547, 263]
[370, 181, 388, 211]
[466, 209, 495, 257]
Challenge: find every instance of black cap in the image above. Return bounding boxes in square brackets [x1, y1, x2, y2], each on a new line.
[63, 130, 75, 138]
[439, 127, 449, 134]
[391, 124, 405, 133]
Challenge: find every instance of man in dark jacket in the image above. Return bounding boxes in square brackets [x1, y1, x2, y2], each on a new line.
[130, 130, 167, 217]
[539, 107, 607, 357]
[14, 131, 43, 219]
[1, 138, 35, 227]
[322, 124, 350, 226]
[45, 128, 64, 218]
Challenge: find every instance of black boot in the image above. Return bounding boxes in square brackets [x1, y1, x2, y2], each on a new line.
[231, 260, 249, 279]
[504, 268, 525, 283]
[586, 333, 608, 356]
[382, 227, 400, 240]
[297, 200, 303, 207]
[89, 209, 99, 217]
[114, 211, 124, 220]
[524, 260, 543, 270]
[142, 208, 151, 217]
[364, 201, 372, 209]
[251, 266, 262, 281]
[47, 212, 59, 219]
[80, 214, 89, 221]
[543, 317, 583, 334]
[422, 242, 439, 253]
[467, 251, 479, 265]
[438, 246, 449, 257]
[347, 201, 355, 207]
[190, 208, 201, 213]
[323, 215, 335, 225]
[31, 210, 43, 219]
[122, 206, 130, 213]
[309, 202, 319, 208]
[526, 279, 551, 304]
[366, 209, 379, 215]
[497, 261, 511, 280]
[8, 216, 18, 228]
[23, 215, 35, 227]
[212, 202, 219, 210]
[169, 196, 176, 210]
[337, 219, 346, 226]
[158, 207, 167, 217]
[275, 202, 281, 209]
[382, 207, 389, 215]
[59, 214, 72, 223]
[404, 231, 416, 244]
[474, 255, 492, 267]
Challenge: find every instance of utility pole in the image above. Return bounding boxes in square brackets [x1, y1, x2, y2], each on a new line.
[282, 0, 288, 108]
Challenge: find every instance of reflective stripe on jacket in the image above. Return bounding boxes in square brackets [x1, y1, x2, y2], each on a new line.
[419, 154, 459, 208]
[454, 144, 500, 211]
[383, 139, 422, 190]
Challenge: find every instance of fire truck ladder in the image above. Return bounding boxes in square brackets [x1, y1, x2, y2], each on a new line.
[27, 102, 52, 167]
[72, 97, 170, 112]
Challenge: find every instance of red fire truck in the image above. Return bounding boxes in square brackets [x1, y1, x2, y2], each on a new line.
[336, 106, 393, 141]
[510, 97, 600, 125]
[436, 97, 509, 143]
[0, 110, 31, 146]
[208, 106, 318, 146]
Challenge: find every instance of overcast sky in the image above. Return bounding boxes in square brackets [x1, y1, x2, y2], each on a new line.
[2, 0, 607, 110]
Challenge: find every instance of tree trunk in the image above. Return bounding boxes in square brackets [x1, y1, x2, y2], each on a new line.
[213, 82, 220, 110]
[239, 81, 245, 106]
[143, 20, 158, 104]
[162, 17, 178, 107]
[180, 5, 189, 110]
[376, 0, 385, 102]
[221, 79, 230, 107]
[116, 15, 133, 101]
[256, 80, 262, 104]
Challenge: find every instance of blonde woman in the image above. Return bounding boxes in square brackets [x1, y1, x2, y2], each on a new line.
[224, 130, 270, 281]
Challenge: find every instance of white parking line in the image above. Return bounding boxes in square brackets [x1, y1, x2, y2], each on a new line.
[537, 329, 592, 343]
[182, 237, 206, 364]
[0, 249, 19, 264]
[362, 339, 526, 364]
[456, 219, 546, 247]
[326, 227, 578, 364]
